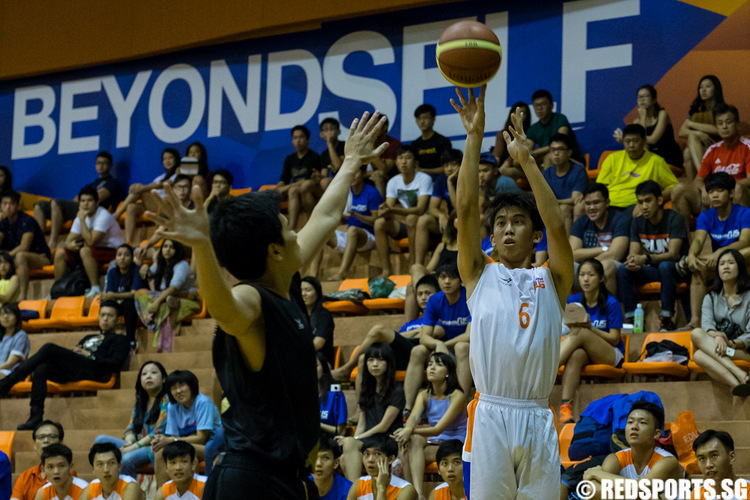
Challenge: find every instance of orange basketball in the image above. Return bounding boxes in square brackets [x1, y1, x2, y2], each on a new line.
[436, 20, 502, 88]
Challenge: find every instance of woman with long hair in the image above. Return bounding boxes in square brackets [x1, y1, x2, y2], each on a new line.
[184, 141, 212, 197]
[301, 276, 335, 363]
[0, 303, 29, 379]
[679, 75, 725, 179]
[94, 360, 169, 477]
[691, 249, 750, 396]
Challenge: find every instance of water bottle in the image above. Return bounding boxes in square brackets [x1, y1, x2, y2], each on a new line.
[634, 303, 644, 333]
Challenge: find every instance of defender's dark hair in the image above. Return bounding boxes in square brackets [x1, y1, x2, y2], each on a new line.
[173, 174, 192, 187]
[628, 400, 664, 431]
[549, 133, 571, 149]
[705, 172, 736, 193]
[133, 361, 169, 435]
[41, 443, 73, 466]
[414, 104, 436, 118]
[209, 191, 284, 280]
[99, 300, 121, 316]
[416, 273, 439, 292]
[320, 117, 340, 130]
[693, 429, 734, 453]
[319, 436, 342, 459]
[1, 190, 20, 205]
[291, 125, 311, 140]
[360, 434, 399, 458]
[397, 145, 418, 158]
[578, 259, 610, 316]
[88, 442, 122, 465]
[435, 263, 460, 281]
[78, 185, 99, 202]
[436, 439, 464, 464]
[427, 352, 462, 396]
[713, 103, 740, 123]
[162, 440, 196, 462]
[583, 183, 609, 200]
[485, 191, 544, 233]
[33, 420, 64, 441]
[440, 149, 463, 166]
[165, 370, 200, 405]
[532, 89, 553, 103]
[635, 180, 662, 199]
[689, 75, 724, 116]
[711, 249, 750, 295]
[96, 151, 113, 165]
[359, 343, 397, 411]
[213, 168, 234, 186]
[0, 251, 16, 279]
[623, 124, 647, 139]
[152, 240, 187, 293]
[0, 303, 23, 336]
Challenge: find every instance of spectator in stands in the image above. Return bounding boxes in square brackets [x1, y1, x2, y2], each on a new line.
[320, 118, 345, 184]
[35, 444, 88, 500]
[679, 75, 725, 179]
[374, 145, 433, 277]
[583, 401, 682, 498]
[54, 186, 125, 298]
[277, 125, 322, 229]
[0, 191, 51, 300]
[616, 181, 689, 332]
[35, 151, 123, 249]
[411, 104, 452, 177]
[115, 148, 181, 245]
[0, 303, 29, 379]
[0, 301, 129, 430]
[527, 89, 584, 168]
[203, 168, 233, 212]
[428, 440, 465, 500]
[0, 166, 13, 195]
[494, 102, 531, 181]
[414, 150, 460, 266]
[414, 211, 457, 281]
[11, 421, 72, 500]
[558, 259, 623, 425]
[331, 275, 440, 395]
[673, 104, 750, 223]
[369, 115, 402, 196]
[154, 441, 207, 500]
[318, 352, 348, 438]
[693, 430, 749, 497]
[135, 239, 199, 352]
[541, 133, 587, 234]
[184, 141, 212, 198]
[347, 435, 416, 500]
[301, 276, 335, 363]
[404, 264, 470, 413]
[393, 352, 467, 498]
[311, 437, 352, 500]
[685, 173, 750, 328]
[691, 249, 750, 397]
[80, 442, 144, 500]
[152, 370, 222, 486]
[478, 152, 519, 218]
[596, 125, 678, 213]
[102, 244, 145, 348]
[94, 360, 169, 479]
[569, 183, 629, 295]
[0, 252, 19, 304]
[613, 84, 683, 168]
[325, 165, 383, 281]
[339, 343, 405, 482]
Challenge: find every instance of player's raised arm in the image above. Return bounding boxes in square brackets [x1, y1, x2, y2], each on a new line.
[453, 86, 488, 296]
[297, 112, 388, 268]
[504, 111, 574, 305]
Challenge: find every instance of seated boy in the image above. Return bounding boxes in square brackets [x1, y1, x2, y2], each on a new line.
[374, 145, 433, 276]
[154, 441, 207, 500]
[80, 442, 143, 500]
[414, 149, 461, 266]
[203, 169, 234, 212]
[429, 439, 466, 500]
[53, 186, 125, 298]
[312, 437, 353, 500]
[35, 444, 88, 500]
[582, 401, 683, 500]
[404, 264, 470, 413]
[12, 421, 75, 500]
[346, 435, 416, 500]
[541, 133, 587, 235]
[320, 118, 346, 185]
[693, 430, 749, 499]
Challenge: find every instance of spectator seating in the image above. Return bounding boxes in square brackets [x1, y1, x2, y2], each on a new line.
[24, 296, 86, 332]
[622, 331, 691, 380]
[0, 432, 14, 462]
[362, 275, 411, 312]
[229, 187, 252, 196]
[19, 299, 49, 329]
[60, 295, 101, 330]
[558, 334, 631, 382]
[323, 279, 369, 315]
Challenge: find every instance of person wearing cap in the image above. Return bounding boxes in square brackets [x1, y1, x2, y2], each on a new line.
[541, 133, 587, 235]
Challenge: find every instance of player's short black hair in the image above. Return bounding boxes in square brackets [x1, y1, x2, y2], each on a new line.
[628, 400, 664, 431]
[416, 273, 439, 292]
[96, 151, 113, 164]
[532, 89, 553, 102]
[414, 104, 436, 118]
[33, 420, 64, 441]
[485, 191, 544, 233]
[549, 133, 571, 149]
[623, 124, 647, 139]
[435, 263, 460, 280]
[397, 145, 418, 158]
[0, 190, 20, 205]
[78, 185, 99, 202]
[705, 172, 736, 193]
[163, 440, 196, 462]
[291, 125, 310, 139]
[165, 370, 200, 404]
[713, 103, 739, 122]
[89, 442, 122, 465]
[210, 191, 284, 280]
[360, 434, 399, 459]
[213, 168, 234, 186]
[583, 183, 609, 200]
[436, 439, 463, 463]
[635, 180, 662, 199]
[99, 300, 121, 316]
[319, 436, 342, 459]
[320, 117, 340, 130]
[693, 429, 734, 453]
[440, 149, 463, 166]
[173, 174, 192, 186]
[41, 443, 73, 466]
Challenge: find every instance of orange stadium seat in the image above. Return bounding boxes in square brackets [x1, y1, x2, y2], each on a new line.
[61, 295, 101, 330]
[229, 187, 252, 196]
[25, 296, 86, 332]
[0, 431, 15, 461]
[323, 279, 369, 315]
[20, 299, 49, 329]
[47, 373, 117, 394]
[622, 331, 691, 380]
[363, 275, 411, 312]
[637, 282, 689, 297]
[688, 337, 750, 376]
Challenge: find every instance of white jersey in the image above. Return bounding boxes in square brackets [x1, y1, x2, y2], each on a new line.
[467, 263, 562, 400]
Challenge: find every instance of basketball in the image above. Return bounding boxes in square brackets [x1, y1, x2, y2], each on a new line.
[436, 20, 502, 87]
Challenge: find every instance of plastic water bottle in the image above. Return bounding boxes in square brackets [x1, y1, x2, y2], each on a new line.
[634, 303, 644, 333]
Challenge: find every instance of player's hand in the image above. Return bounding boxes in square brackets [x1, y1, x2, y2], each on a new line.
[450, 86, 486, 137]
[147, 184, 210, 247]
[503, 109, 532, 166]
[344, 111, 389, 165]
[376, 457, 390, 491]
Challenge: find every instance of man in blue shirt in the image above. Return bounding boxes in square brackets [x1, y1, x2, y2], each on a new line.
[541, 133, 587, 235]
[686, 172, 750, 327]
[403, 264, 471, 413]
[311, 437, 352, 500]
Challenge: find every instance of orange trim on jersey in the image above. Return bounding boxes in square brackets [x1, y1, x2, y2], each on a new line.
[88, 478, 129, 498]
[41, 481, 85, 500]
[463, 391, 479, 454]
[616, 448, 664, 474]
[162, 477, 205, 499]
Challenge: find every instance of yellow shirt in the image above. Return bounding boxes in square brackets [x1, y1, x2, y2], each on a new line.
[596, 150, 677, 208]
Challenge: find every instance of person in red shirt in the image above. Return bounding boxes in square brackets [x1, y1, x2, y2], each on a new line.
[673, 104, 750, 223]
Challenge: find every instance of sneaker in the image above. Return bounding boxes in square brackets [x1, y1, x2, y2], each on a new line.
[559, 402, 574, 425]
[85, 286, 101, 298]
[660, 317, 676, 332]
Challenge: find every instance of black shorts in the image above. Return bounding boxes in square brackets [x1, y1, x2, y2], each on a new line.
[35, 199, 79, 221]
[390, 332, 419, 370]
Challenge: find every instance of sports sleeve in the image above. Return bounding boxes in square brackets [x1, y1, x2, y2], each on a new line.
[607, 296, 624, 330]
[194, 395, 218, 431]
[423, 295, 440, 327]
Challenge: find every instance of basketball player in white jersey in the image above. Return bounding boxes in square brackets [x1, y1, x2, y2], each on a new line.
[453, 86, 574, 499]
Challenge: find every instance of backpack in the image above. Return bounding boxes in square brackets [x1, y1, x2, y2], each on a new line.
[50, 266, 90, 298]
[568, 416, 613, 460]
